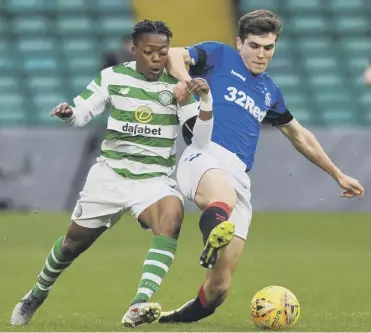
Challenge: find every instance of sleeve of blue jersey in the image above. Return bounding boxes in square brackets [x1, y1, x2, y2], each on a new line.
[186, 41, 225, 69]
[187, 45, 200, 65]
[262, 79, 294, 126]
[271, 81, 287, 114]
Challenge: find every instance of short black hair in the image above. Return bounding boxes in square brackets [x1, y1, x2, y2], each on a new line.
[132, 19, 173, 45]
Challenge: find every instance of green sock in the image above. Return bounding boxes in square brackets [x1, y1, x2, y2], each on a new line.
[131, 235, 177, 305]
[32, 236, 73, 298]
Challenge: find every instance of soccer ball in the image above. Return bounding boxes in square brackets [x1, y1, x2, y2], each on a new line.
[250, 285, 300, 331]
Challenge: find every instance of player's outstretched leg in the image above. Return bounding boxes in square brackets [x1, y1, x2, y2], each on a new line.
[159, 236, 244, 323]
[10, 222, 106, 326]
[122, 195, 183, 328]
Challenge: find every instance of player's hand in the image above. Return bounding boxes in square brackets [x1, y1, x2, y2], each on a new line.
[174, 79, 210, 105]
[336, 174, 364, 198]
[174, 82, 190, 105]
[185, 78, 210, 96]
[49, 102, 73, 119]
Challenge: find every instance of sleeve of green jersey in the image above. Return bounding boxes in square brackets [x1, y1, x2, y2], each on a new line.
[72, 70, 111, 117]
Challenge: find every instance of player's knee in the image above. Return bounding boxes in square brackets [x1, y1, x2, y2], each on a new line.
[61, 235, 86, 260]
[154, 209, 183, 239]
[199, 193, 237, 213]
[196, 183, 237, 212]
[212, 194, 236, 213]
[217, 186, 237, 212]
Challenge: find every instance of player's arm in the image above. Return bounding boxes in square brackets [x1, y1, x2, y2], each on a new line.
[364, 64, 371, 85]
[167, 48, 193, 82]
[177, 79, 214, 149]
[278, 119, 364, 198]
[168, 42, 222, 103]
[278, 118, 341, 179]
[265, 83, 364, 198]
[187, 78, 213, 149]
[50, 72, 110, 128]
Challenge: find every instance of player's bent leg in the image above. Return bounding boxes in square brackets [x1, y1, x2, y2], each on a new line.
[62, 220, 108, 259]
[11, 162, 127, 326]
[195, 169, 237, 268]
[10, 221, 107, 326]
[159, 236, 244, 323]
[122, 194, 183, 328]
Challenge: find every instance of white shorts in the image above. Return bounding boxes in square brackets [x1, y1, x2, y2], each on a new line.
[176, 142, 252, 240]
[72, 161, 183, 229]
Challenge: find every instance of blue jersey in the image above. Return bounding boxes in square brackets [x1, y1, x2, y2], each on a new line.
[187, 42, 293, 170]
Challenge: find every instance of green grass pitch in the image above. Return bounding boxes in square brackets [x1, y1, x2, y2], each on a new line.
[1, 212, 370, 332]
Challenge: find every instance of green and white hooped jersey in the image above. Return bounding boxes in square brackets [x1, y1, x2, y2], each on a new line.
[73, 61, 199, 180]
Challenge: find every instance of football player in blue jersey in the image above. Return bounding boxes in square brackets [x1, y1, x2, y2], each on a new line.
[158, 9, 365, 323]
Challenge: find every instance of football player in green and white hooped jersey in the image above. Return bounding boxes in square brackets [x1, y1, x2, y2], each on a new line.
[10, 19, 214, 328]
